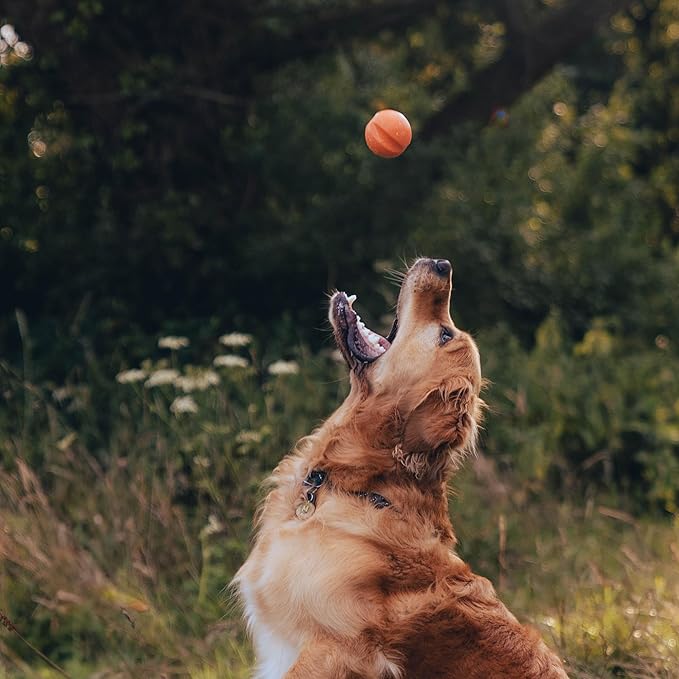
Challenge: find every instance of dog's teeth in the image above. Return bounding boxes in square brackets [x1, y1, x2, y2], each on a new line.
[347, 294, 357, 304]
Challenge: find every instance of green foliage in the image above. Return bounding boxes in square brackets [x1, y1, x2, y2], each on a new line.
[1, 0, 678, 368]
[1, 0, 679, 675]
[452, 467, 679, 679]
[1, 345, 679, 677]
[478, 314, 679, 511]
[0, 338, 344, 676]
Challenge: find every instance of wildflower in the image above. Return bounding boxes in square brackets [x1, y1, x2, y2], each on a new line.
[175, 370, 220, 392]
[268, 360, 300, 376]
[219, 332, 252, 347]
[0, 25, 18, 47]
[52, 386, 73, 402]
[213, 354, 249, 369]
[56, 432, 77, 451]
[13, 42, 31, 60]
[174, 376, 195, 392]
[201, 514, 225, 538]
[170, 395, 198, 415]
[144, 369, 180, 388]
[116, 369, 147, 384]
[655, 334, 669, 350]
[193, 455, 211, 468]
[158, 335, 190, 350]
[236, 430, 263, 444]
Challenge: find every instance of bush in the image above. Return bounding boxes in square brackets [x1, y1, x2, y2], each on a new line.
[481, 314, 679, 512]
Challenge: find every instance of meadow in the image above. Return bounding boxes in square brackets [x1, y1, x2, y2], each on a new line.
[1, 325, 678, 678]
[2, 3, 679, 674]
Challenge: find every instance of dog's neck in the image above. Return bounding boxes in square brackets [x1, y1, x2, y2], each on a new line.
[295, 394, 457, 547]
[302, 391, 456, 490]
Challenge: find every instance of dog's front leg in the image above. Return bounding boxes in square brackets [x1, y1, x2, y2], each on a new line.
[283, 642, 356, 679]
[283, 639, 381, 679]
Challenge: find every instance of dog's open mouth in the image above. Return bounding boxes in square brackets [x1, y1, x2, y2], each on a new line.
[331, 292, 397, 364]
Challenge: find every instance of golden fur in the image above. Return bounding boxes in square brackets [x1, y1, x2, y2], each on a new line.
[235, 258, 569, 679]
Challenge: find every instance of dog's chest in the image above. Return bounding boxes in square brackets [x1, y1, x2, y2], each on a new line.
[239, 520, 372, 624]
[236, 502, 388, 674]
[239, 573, 300, 678]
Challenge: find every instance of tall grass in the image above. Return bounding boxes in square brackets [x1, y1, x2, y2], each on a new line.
[0, 328, 678, 677]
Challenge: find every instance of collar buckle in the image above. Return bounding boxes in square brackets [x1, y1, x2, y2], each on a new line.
[296, 469, 327, 520]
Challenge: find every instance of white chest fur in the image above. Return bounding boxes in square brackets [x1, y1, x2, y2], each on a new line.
[240, 580, 300, 679]
[251, 625, 298, 679]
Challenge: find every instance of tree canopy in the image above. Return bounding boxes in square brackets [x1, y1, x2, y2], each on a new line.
[1, 0, 678, 370]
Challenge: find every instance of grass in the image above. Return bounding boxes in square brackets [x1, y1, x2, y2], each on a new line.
[452, 464, 679, 678]
[0, 333, 678, 677]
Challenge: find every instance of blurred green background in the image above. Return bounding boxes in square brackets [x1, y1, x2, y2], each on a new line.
[1, 1, 678, 677]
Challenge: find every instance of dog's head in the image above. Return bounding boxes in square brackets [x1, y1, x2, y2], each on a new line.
[329, 258, 483, 476]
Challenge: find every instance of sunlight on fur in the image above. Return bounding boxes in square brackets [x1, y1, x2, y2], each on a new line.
[235, 258, 569, 679]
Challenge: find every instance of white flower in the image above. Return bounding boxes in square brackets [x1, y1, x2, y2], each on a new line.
[213, 354, 249, 369]
[116, 369, 147, 384]
[219, 332, 252, 347]
[52, 386, 73, 402]
[13, 42, 31, 60]
[170, 395, 198, 415]
[144, 369, 180, 388]
[201, 514, 225, 537]
[236, 430, 263, 444]
[193, 455, 211, 468]
[158, 335, 190, 350]
[267, 360, 300, 376]
[175, 370, 220, 392]
[0, 25, 18, 47]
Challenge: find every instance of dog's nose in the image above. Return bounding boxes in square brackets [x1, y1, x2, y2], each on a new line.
[434, 259, 452, 276]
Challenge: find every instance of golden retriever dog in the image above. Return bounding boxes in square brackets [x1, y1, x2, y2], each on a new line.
[235, 257, 569, 679]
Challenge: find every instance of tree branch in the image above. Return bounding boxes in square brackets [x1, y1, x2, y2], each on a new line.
[421, 0, 631, 139]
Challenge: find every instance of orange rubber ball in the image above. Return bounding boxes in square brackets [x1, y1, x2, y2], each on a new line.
[364, 109, 412, 158]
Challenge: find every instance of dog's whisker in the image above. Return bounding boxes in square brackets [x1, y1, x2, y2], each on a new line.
[384, 268, 407, 281]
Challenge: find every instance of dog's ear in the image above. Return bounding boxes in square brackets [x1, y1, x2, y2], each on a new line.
[402, 379, 481, 454]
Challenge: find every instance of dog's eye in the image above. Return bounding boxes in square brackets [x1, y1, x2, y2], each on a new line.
[440, 326, 455, 345]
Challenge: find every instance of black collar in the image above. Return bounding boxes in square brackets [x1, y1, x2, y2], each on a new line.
[302, 469, 391, 511]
